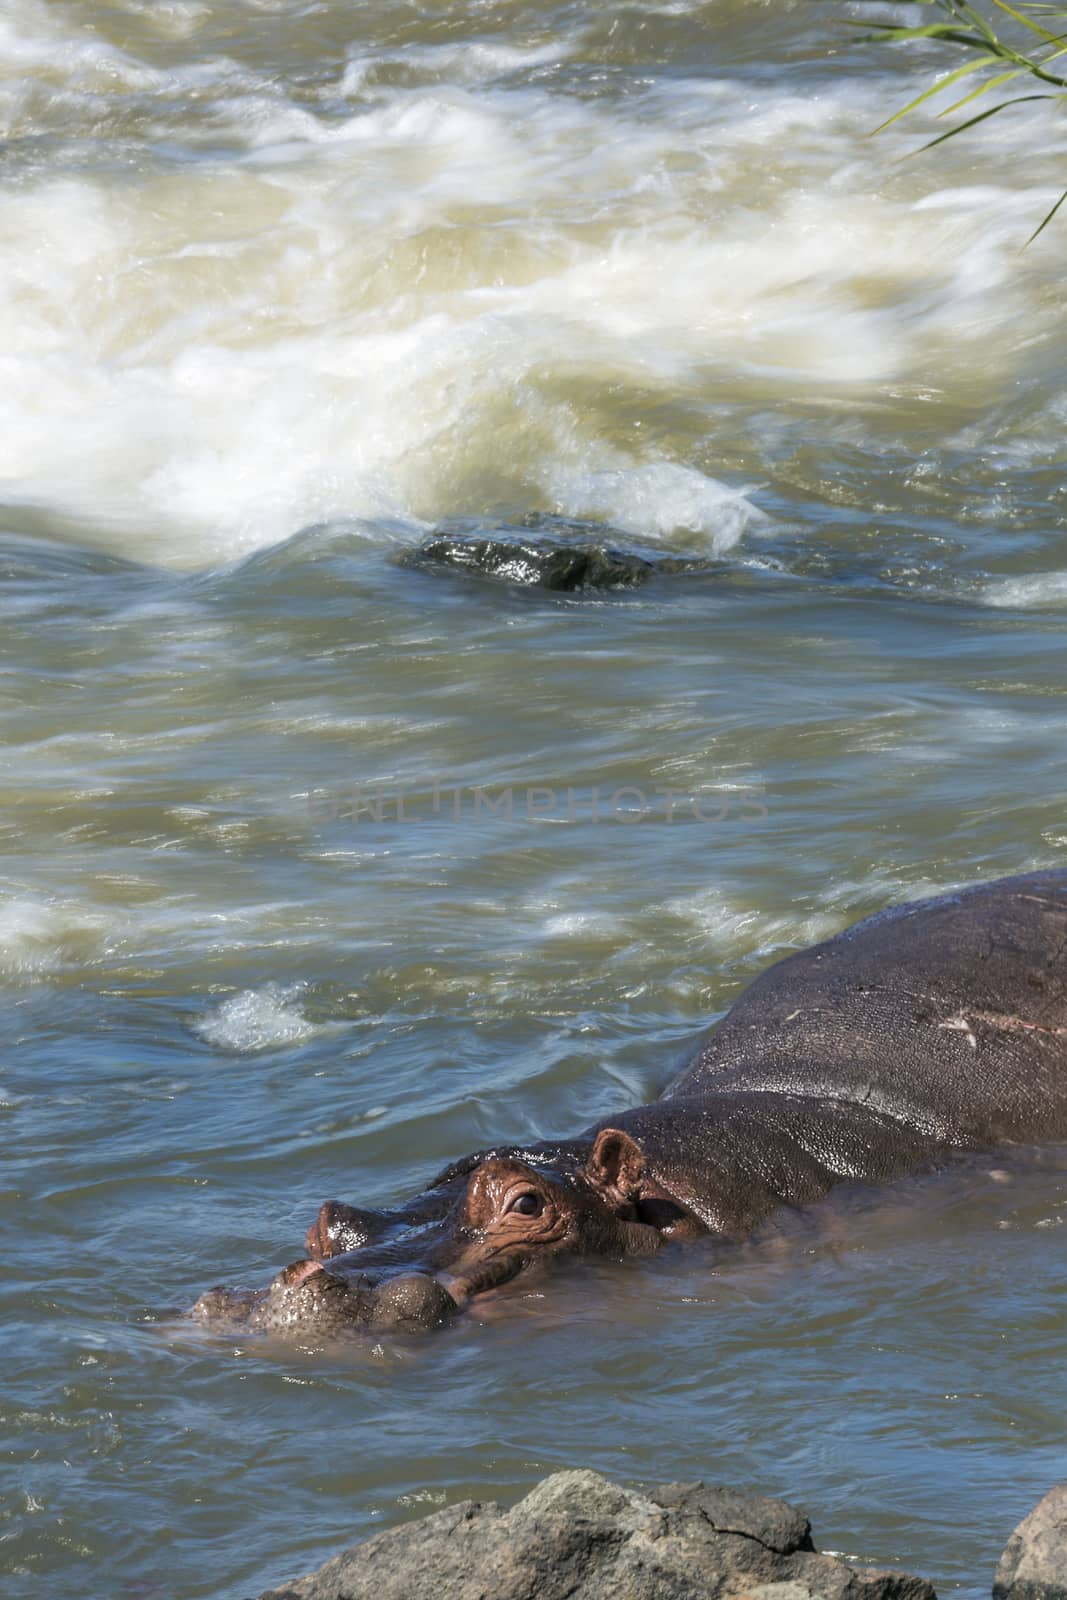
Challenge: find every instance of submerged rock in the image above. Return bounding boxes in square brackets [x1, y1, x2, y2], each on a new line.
[257, 1469, 936, 1600]
[399, 529, 704, 592]
[995, 1484, 1067, 1600]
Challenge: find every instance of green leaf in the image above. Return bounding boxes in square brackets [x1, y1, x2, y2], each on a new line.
[913, 89, 1057, 152]
[869, 54, 998, 131]
[957, 4, 1001, 42]
[845, 21, 1000, 45]
[1024, 183, 1067, 243]
[938, 64, 1023, 113]
[991, 0, 1066, 39]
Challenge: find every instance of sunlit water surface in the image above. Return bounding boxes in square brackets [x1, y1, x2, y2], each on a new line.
[3, 1, 1067, 1595]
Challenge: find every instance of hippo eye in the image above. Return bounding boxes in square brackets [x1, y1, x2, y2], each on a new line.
[508, 1191, 543, 1217]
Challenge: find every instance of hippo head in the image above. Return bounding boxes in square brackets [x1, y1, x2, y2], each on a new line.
[406, 1128, 664, 1307]
[189, 1132, 668, 1344]
[192, 1128, 665, 1340]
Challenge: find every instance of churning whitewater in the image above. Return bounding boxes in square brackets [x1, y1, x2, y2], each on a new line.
[3, 0, 1067, 567]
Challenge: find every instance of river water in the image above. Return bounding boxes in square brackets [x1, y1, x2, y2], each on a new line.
[4, 1, 1067, 1594]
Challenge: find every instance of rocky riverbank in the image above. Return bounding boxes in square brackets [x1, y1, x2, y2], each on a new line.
[252, 1472, 1067, 1600]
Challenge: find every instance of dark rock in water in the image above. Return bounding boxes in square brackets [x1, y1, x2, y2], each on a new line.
[400, 531, 702, 591]
[995, 1485, 1067, 1600]
[257, 1469, 937, 1600]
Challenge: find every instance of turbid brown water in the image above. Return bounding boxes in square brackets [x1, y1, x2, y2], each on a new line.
[3, 2, 1067, 1596]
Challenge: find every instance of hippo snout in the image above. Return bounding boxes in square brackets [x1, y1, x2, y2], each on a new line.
[190, 1260, 459, 1338]
[280, 1262, 459, 1333]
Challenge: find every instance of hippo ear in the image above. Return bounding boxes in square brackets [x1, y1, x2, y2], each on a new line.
[585, 1128, 645, 1208]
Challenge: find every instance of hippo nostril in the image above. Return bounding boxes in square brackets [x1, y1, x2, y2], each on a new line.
[306, 1199, 381, 1259]
[278, 1258, 326, 1288]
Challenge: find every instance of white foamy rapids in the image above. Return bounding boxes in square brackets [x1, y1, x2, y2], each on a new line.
[0, 896, 117, 976]
[981, 572, 1067, 610]
[549, 464, 766, 551]
[194, 984, 327, 1052]
[663, 888, 842, 962]
[2, 0, 1066, 566]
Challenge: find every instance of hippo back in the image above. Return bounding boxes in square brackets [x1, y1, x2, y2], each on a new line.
[665, 870, 1067, 1146]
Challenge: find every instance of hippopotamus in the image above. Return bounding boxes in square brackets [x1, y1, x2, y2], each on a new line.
[192, 869, 1067, 1337]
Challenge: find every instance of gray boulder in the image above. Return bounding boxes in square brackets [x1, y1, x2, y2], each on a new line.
[258, 1469, 936, 1600]
[995, 1485, 1067, 1600]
